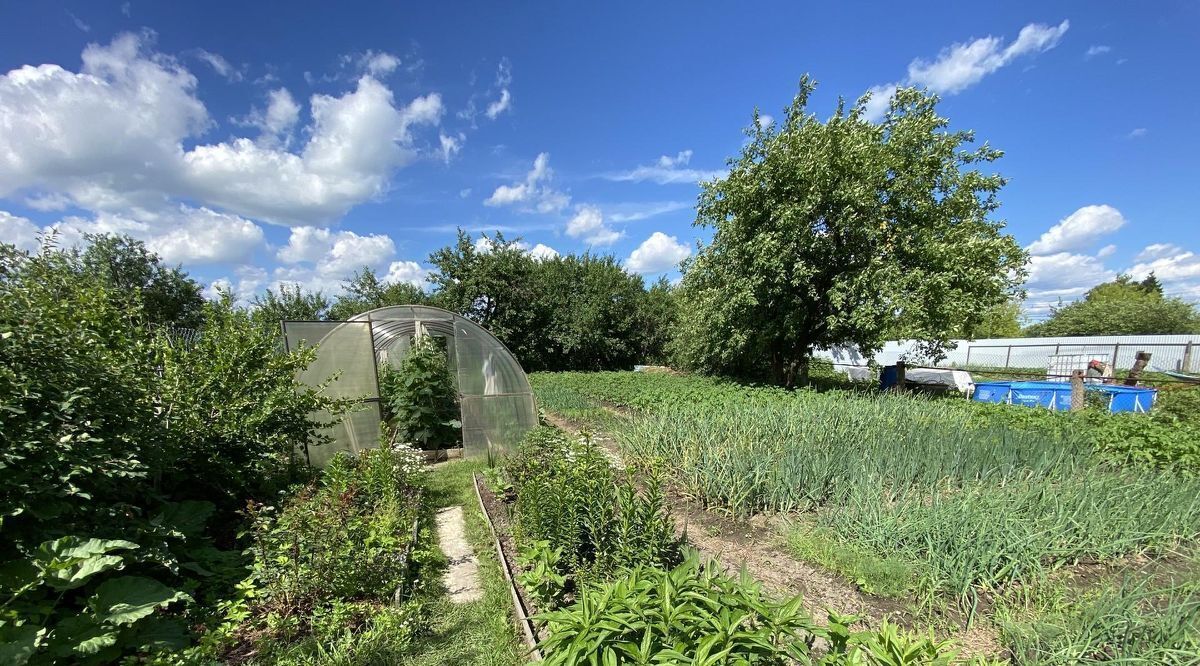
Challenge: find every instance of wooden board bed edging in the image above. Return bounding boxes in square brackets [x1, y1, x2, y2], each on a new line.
[473, 472, 543, 661]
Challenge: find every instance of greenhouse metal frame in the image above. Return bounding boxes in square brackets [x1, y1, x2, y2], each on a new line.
[282, 305, 537, 466]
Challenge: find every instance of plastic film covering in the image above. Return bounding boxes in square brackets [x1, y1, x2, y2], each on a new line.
[348, 305, 537, 461]
[282, 321, 383, 467]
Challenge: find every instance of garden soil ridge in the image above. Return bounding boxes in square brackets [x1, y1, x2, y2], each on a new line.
[540, 410, 1005, 660]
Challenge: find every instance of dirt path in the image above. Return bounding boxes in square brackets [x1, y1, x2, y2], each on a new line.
[541, 411, 1004, 658]
[435, 506, 484, 604]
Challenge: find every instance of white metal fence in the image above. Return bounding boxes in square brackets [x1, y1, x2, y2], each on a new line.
[819, 335, 1200, 374]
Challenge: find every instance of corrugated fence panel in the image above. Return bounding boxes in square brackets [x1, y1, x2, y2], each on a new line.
[818, 335, 1200, 373]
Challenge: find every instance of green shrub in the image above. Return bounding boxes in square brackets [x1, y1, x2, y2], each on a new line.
[213, 445, 427, 662]
[379, 335, 461, 450]
[506, 426, 680, 594]
[0, 246, 346, 663]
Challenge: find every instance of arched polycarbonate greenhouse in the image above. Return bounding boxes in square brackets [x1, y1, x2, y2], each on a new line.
[282, 305, 537, 467]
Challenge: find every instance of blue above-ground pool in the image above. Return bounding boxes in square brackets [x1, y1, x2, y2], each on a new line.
[972, 380, 1156, 414]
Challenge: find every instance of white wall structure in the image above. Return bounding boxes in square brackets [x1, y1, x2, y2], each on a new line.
[818, 335, 1200, 373]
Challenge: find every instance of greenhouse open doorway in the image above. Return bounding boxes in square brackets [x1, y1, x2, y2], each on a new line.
[282, 305, 537, 467]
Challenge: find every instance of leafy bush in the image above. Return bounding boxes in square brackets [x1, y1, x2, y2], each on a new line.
[506, 426, 680, 594]
[156, 295, 351, 506]
[211, 445, 428, 662]
[0, 244, 347, 663]
[379, 335, 461, 450]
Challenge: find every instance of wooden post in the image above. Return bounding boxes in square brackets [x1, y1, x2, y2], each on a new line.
[1110, 344, 1121, 376]
[895, 360, 906, 393]
[1183, 342, 1195, 373]
[1124, 351, 1152, 386]
[1070, 370, 1085, 412]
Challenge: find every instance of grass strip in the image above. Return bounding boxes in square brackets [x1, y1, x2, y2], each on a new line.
[401, 461, 523, 666]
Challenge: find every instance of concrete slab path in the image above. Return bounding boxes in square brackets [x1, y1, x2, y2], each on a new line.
[435, 505, 483, 603]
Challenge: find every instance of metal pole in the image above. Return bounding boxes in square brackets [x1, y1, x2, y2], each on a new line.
[1005, 345, 1012, 369]
[965, 346, 972, 368]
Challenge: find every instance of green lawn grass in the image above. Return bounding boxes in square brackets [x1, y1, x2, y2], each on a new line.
[402, 461, 524, 666]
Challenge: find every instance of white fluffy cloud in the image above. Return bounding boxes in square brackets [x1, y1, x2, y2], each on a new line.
[383, 260, 428, 286]
[526, 243, 559, 260]
[908, 20, 1069, 94]
[0, 34, 208, 210]
[0, 211, 42, 252]
[625, 232, 690, 274]
[1085, 45, 1112, 58]
[268, 226, 429, 296]
[1135, 243, 1183, 262]
[144, 207, 265, 264]
[607, 149, 725, 185]
[566, 206, 622, 246]
[484, 153, 570, 213]
[184, 81, 443, 224]
[439, 132, 465, 163]
[862, 84, 898, 122]
[0, 33, 444, 226]
[472, 235, 559, 260]
[485, 58, 513, 119]
[863, 20, 1069, 121]
[243, 87, 301, 144]
[204, 265, 267, 303]
[195, 49, 243, 81]
[486, 89, 512, 119]
[1023, 251, 1117, 314]
[25, 205, 265, 265]
[1129, 248, 1200, 283]
[277, 226, 395, 276]
[1027, 204, 1126, 255]
[360, 51, 401, 77]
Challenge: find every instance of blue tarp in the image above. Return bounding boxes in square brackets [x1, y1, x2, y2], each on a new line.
[972, 380, 1156, 414]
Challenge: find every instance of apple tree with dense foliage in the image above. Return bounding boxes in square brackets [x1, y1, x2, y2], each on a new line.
[672, 79, 1027, 385]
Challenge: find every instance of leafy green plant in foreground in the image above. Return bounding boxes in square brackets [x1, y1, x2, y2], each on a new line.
[506, 426, 680, 592]
[536, 556, 994, 665]
[380, 335, 461, 450]
[1, 246, 346, 664]
[210, 446, 428, 662]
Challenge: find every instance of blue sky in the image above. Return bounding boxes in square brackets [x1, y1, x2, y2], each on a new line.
[1, 1, 1197, 319]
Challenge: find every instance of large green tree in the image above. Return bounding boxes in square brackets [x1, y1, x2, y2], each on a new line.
[671, 79, 1027, 385]
[426, 231, 671, 371]
[961, 300, 1023, 339]
[78, 234, 205, 329]
[251, 283, 332, 327]
[1024, 274, 1199, 336]
[426, 231, 545, 363]
[326, 267, 428, 320]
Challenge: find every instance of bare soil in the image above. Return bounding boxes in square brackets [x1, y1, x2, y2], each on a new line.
[475, 475, 547, 642]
